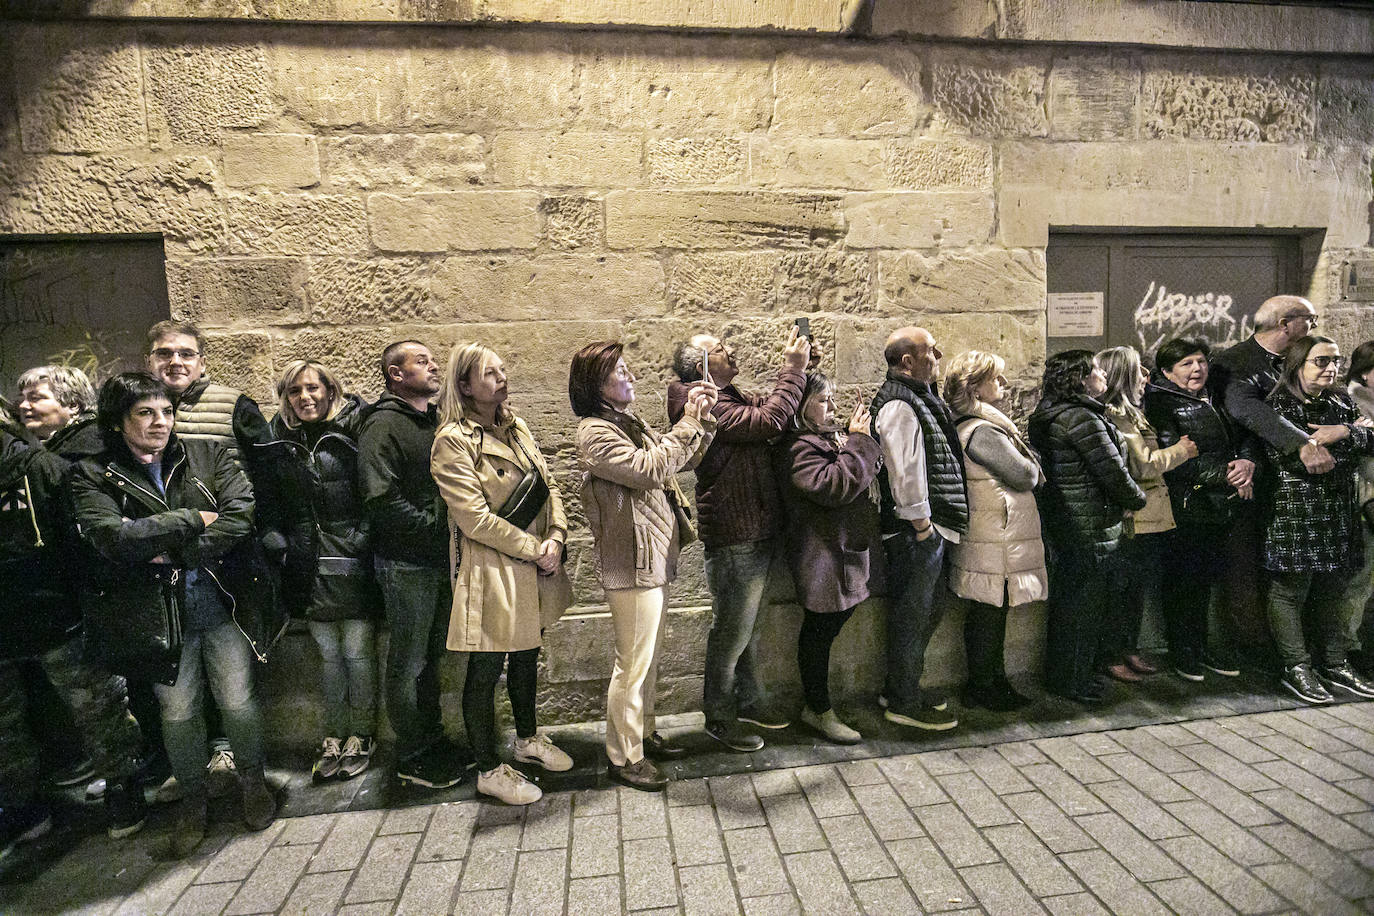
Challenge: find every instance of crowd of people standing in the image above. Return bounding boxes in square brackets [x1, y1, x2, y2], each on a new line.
[3, 293, 1374, 864]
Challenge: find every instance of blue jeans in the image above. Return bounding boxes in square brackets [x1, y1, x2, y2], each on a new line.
[153, 622, 264, 795]
[702, 540, 774, 723]
[308, 619, 377, 738]
[883, 529, 947, 709]
[375, 560, 450, 761]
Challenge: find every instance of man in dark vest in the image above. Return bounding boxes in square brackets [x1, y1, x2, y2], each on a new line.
[143, 320, 280, 799]
[357, 340, 466, 789]
[870, 327, 969, 731]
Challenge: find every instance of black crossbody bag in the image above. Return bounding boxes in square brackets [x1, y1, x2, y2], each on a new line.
[495, 433, 551, 531]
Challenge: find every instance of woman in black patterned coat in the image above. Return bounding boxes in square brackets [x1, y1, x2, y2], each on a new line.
[1262, 335, 1374, 705]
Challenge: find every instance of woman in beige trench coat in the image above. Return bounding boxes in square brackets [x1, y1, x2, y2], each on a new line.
[432, 342, 574, 806]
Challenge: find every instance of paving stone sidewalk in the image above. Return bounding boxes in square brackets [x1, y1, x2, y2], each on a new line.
[4, 702, 1374, 915]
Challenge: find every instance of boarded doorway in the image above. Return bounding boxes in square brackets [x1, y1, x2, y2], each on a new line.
[1046, 232, 1304, 363]
[1, 236, 171, 391]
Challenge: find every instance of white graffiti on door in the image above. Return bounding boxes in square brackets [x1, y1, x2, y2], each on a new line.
[1134, 281, 1254, 356]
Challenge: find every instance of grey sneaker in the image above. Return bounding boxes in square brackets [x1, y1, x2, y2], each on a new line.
[477, 763, 542, 806]
[338, 736, 374, 780]
[240, 772, 276, 831]
[312, 737, 344, 782]
[705, 720, 764, 752]
[884, 702, 958, 731]
[1281, 663, 1335, 705]
[167, 794, 207, 859]
[800, 708, 861, 745]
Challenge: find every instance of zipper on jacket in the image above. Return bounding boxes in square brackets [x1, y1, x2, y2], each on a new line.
[169, 568, 183, 648]
[106, 466, 171, 510]
[201, 565, 267, 663]
[21, 474, 44, 548]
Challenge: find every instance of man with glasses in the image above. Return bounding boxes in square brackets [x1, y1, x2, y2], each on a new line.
[142, 321, 283, 801]
[1211, 295, 1341, 664]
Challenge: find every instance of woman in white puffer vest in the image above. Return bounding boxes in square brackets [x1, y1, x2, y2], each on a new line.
[943, 351, 1047, 711]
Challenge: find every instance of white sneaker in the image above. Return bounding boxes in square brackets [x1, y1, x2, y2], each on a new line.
[514, 733, 573, 772]
[155, 775, 184, 805]
[477, 763, 542, 806]
[800, 708, 862, 745]
[207, 748, 237, 799]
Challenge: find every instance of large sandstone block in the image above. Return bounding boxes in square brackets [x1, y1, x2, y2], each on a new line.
[408, 39, 579, 130]
[431, 254, 666, 322]
[491, 132, 642, 187]
[577, 38, 772, 132]
[274, 44, 408, 128]
[227, 192, 370, 255]
[667, 252, 781, 315]
[1317, 64, 1374, 146]
[605, 191, 844, 249]
[222, 133, 320, 189]
[842, 192, 994, 249]
[367, 191, 541, 253]
[143, 40, 275, 145]
[322, 133, 488, 189]
[539, 196, 603, 250]
[877, 249, 1046, 315]
[274, 325, 397, 399]
[1142, 58, 1316, 142]
[776, 249, 876, 314]
[13, 24, 146, 153]
[202, 329, 275, 405]
[773, 44, 925, 137]
[1049, 53, 1140, 141]
[481, 0, 847, 31]
[882, 138, 995, 190]
[305, 256, 433, 325]
[0, 154, 227, 255]
[998, 142, 1362, 248]
[646, 138, 746, 186]
[166, 257, 307, 326]
[749, 137, 887, 190]
[831, 313, 1046, 385]
[930, 49, 1049, 138]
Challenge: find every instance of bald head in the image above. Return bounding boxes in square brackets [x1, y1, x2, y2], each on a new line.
[884, 326, 941, 382]
[1253, 295, 1317, 350]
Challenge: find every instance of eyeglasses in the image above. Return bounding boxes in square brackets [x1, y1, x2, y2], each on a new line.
[1307, 356, 1343, 369]
[1283, 313, 1318, 327]
[151, 348, 201, 362]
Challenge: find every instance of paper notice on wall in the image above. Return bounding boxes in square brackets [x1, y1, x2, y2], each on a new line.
[1047, 291, 1104, 337]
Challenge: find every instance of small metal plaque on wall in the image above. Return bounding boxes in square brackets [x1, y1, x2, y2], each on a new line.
[1345, 259, 1374, 301]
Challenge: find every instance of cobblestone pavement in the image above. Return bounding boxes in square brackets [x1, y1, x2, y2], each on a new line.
[4, 702, 1374, 915]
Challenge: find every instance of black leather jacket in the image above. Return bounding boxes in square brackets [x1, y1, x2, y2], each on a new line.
[1143, 378, 1260, 527]
[1212, 336, 1308, 455]
[1028, 393, 1146, 562]
[70, 436, 286, 684]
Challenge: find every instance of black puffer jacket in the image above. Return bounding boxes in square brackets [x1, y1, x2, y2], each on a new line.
[357, 394, 447, 568]
[69, 435, 286, 684]
[265, 395, 379, 621]
[0, 429, 79, 660]
[1028, 393, 1147, 561]
[44, 415, 104, 462]
[1143, 378, 1260, 527]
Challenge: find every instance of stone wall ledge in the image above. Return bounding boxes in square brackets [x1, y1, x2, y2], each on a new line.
[4, 0, 1372, 55]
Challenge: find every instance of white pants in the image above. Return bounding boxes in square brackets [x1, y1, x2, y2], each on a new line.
[604, 586, 668, 766]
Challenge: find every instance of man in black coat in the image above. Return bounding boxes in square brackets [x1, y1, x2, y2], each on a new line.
[357, 340, 465, 789]
[0, 427, 146, 870]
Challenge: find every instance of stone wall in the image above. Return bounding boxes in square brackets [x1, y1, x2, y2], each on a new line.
[2, 10, 1371, 743]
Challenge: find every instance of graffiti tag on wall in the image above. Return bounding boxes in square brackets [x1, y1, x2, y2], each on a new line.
[1135, 281, 1254, 357]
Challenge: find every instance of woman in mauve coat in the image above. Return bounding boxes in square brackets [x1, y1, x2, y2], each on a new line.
[774, 373, 881, 745]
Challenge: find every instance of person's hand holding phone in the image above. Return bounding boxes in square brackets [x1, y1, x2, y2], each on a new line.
[848, 401, 872, 437]
[783, 324, 810, 371]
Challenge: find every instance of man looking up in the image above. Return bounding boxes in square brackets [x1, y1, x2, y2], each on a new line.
[357, 340, 465, 789]
[667, 326, 808, 753]
[870, 327, 968, 731]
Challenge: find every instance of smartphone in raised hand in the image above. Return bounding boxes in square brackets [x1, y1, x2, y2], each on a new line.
[794, 316, 811, 339]
[702, 346, 711, 384]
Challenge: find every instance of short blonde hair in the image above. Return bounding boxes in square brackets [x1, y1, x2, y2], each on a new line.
[276, 360, 346, 428]
[438, 342, 511, 429]
[942, 351, 1005, 414]
[18, 365, 96, 415]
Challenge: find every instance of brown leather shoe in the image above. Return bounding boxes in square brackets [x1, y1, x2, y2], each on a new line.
[1124, 654, 1158, 675]
[644, 731, 687, 760]
[608, 757, 667, 792]
[1106, 663, 1141, 683]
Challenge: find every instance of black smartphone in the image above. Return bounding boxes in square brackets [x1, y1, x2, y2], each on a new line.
[794, 317, 811, 339]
